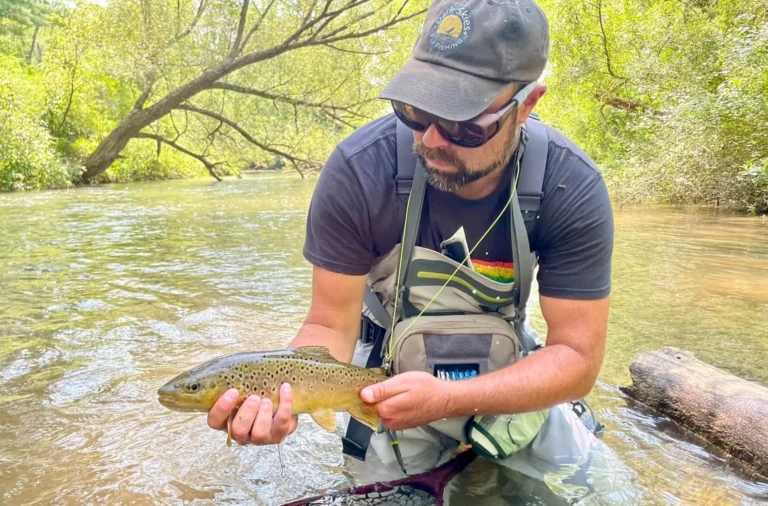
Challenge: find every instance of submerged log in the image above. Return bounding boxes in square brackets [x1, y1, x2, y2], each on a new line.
[623, 347, 768, 478]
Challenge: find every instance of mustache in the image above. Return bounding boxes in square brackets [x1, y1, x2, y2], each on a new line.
[413, 144, 461, 167]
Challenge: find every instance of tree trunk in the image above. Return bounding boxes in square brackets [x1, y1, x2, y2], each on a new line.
[622, 347, 768, 479]
[26, 26, 40, 63]
[79, 67, 229, 182]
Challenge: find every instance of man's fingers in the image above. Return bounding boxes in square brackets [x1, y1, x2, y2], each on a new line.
[208, 385, 298, 446]
[271, 383, 294, 438]
[250, 397, 274, 443]
[361, 376, 408, 404]
[207, 389, 240, 430]
[231, 395, 260, 444]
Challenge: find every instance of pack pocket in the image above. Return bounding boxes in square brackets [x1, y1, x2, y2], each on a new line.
[390, 314, 520, 377]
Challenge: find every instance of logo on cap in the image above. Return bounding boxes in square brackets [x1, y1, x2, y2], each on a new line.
[429, 6, 473, 51]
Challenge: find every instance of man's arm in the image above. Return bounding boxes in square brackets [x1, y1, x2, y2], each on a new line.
[288, 266, 368, 362]
[361, 295, 609, 430]
[447, 295, 609, 413]
[206, 266, 367, 445]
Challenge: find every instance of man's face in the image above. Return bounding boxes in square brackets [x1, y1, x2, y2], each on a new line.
[413, 86, 521, 193]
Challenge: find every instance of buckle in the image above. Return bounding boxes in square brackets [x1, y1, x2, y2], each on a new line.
[359, 317, 377, 344]
[395, 175, 412, 196]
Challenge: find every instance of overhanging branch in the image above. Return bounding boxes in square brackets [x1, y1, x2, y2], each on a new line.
[176, 103, 306, 170]
[210, 82, 372, 119]
[136, 132, 223, 181]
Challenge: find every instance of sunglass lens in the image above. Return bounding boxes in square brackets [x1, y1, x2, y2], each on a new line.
[392, 101, 495, 148]
[393, 102, 427, 131]
[437, 120, 487, 148]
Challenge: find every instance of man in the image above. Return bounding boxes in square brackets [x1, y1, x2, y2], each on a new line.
[207, 0, 614, 489]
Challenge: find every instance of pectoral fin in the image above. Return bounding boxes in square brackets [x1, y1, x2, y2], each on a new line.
[310, 409, 337, 432]
[347, 403, 380, 431]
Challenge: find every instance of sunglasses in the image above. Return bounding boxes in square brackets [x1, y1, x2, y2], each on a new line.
[391, 81, 538, 148]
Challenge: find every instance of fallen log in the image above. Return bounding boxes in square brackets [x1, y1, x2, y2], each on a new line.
[622, 347, 768, 479]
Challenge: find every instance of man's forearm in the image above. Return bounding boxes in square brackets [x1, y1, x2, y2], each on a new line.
[444, 343, 600, 417]
[287, 323, 358, 363]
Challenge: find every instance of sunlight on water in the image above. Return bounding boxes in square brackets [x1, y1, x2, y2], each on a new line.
[1, 175, 767, 505]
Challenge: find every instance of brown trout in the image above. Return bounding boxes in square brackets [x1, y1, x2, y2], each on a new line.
[157, 346, 386, 445]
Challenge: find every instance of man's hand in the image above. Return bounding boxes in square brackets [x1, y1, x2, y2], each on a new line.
[361, 371, 451, 431]
[207, 383, 298, 445]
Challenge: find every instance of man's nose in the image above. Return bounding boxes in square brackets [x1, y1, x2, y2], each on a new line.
[420, 124, 452, 149]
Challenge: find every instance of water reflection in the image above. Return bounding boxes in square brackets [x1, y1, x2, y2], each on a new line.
[1, 177, 767, 505]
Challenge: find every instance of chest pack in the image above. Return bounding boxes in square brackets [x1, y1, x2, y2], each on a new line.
[342, 115, 550, 462]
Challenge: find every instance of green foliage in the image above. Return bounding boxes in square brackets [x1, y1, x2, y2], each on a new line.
[0, 68, 80, 191]
[0, 0, 765, 214]
[97, 139, 209, 184]
[0, 0, 51, 31]
[537, 0, 768, 213]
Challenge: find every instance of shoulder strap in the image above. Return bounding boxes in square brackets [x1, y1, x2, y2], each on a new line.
[361, 121, 422, 333]
[517, 115, 548, 216]
[343, 121, 423, 462]
[395, 119, 417, 196]
[509, 118, 548, 354]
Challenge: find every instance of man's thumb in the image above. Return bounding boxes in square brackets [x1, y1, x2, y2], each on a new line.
[361, 382, 385, 403]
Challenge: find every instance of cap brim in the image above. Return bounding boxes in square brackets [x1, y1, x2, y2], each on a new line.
[379, 58, 509, 121]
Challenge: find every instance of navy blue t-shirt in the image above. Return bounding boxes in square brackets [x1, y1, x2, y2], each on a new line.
[302, 114, 613, 300]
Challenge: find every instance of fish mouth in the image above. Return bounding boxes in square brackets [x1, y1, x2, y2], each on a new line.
[157, 393, 209, 412]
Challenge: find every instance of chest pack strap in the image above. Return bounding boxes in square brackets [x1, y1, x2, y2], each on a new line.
[342, 121, 426, 461]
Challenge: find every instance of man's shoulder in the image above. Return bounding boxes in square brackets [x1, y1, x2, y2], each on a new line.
[335, 113, 398, 169]
[539, 121, 603, 178]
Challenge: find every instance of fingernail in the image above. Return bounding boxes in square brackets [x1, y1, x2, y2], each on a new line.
[224, 390, 239, 402]
[361, 387, 372, 401]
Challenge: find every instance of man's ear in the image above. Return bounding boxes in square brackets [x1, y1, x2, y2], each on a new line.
[516, 84, 547, 124]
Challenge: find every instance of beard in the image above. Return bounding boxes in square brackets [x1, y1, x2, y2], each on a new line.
[414, 121, 520, 193]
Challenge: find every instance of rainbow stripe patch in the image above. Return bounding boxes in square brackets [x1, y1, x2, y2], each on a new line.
[472, 259, 515, 284]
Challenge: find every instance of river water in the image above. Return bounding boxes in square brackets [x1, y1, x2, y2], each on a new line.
[1, 175, 766, 505]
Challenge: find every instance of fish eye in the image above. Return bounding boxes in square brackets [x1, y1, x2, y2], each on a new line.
[191, 383, 199, 391]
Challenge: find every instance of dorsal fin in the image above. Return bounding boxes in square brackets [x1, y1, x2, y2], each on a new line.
[295, 346, 336, 360]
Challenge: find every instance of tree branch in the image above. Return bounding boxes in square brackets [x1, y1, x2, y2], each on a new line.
[176, 103, 304, 167]
[313, 9, 424, 45]
[228, 2, 425, 74]
[229, 0, 249, 59]
[324, 42, 389, 55]
[284, 0, 371, 46]
[594, 89, 647, 113]
[596, 0, 624, 80]
[174, 0, 207, 42]
[133, 70, 157, 111]
[136, 132, 223, 181]
[239, 0, 279, 55]
[209, 82, 372, 118]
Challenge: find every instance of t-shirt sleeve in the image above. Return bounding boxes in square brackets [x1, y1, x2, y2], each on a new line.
[302, 147, 375, 276]
[534, 163, 614, 300]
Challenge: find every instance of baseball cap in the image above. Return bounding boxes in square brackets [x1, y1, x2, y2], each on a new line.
[379, 0, 549, 121]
